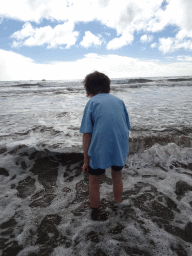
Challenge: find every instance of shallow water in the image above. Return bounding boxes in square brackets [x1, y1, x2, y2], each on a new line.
[0, 78, 192, 152]
[0, 143, 192, 255]
[0, 77, 192, 255]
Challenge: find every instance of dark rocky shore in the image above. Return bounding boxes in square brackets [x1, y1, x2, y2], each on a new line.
[0, 131, 192, 255]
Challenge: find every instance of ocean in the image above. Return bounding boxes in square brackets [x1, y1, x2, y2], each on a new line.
[0, 76, 192, 256]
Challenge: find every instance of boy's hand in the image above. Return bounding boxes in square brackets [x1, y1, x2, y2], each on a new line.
[82, 162, 89, 173]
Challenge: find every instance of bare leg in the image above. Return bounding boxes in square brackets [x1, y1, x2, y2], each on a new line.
[111, 169, 123, 203]
[89, 174, 101, 208]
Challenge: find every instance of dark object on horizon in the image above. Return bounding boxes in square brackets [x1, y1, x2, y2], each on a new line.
[42, 79, 46, 81]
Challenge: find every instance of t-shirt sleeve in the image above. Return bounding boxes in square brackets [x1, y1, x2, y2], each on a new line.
[123, 102, 131, 130]
[80, 101, 93, 133]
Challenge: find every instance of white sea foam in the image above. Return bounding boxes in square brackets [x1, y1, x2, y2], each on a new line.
[0, 142, 191, 255]
[0, 78, 192, 255]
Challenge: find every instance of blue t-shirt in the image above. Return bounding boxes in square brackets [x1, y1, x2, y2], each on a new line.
[80, 93, 131, 169]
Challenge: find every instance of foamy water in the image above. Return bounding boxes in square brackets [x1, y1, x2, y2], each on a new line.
[0, 77, 192, 255]
[0, 77, 192, 151]
[0, 143, 192, 255]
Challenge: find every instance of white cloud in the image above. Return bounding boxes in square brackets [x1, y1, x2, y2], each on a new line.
[148, 0, 192, 52]
[1, 0, 192, 51]
[0, 49, 34, 80]
[176, 29, 192, 41]
[11, 22, 34, 40]
[177, 55, 192, 62]
[140, 34, 153, 43]
[1, 49, 192, 81]
[11, 21, 79, 48]
[0, 0, 166, 49]
[107, 32, 134, 50]
[98, 0, 110, 8]
[80, 31, 102, 48]
[159, 37, 192, 54]
[151, 43, 157, 48]
[159, 37, 174, 54]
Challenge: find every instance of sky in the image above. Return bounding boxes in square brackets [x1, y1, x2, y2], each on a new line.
[0, 0, 192, 80]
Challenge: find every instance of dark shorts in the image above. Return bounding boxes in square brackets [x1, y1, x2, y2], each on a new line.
[88, 165, 124, 176]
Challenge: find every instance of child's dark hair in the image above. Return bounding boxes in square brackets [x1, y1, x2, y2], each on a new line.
[83, 71, 110, 97]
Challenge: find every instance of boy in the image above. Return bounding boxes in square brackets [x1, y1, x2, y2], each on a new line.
[80, 71, 131, 214]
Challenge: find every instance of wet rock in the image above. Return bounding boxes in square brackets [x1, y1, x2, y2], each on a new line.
[72, 201, 90, 216]
[74, 180, 89, 203]
[185, 222, 192, 242]
[38, 246, 54, 256]
[134, 182, 157, 194]
[29, 194, 55, 208]
[164, 223, 192, 243]
[10, 175, 16, 180]
[142, 174, 157, 178]
[175, 181, 192, 200]
[0, 148, 7, 154]
[172, 161, 192, 171]
[0, 238, 9, 249]
[118, 205, 136, 221]
[129, 130, 192, 154]
[122, 188, 140, 198]
[0, 168, 9, 176]
[9, 145, 26, 155]
[155, 163, 168, 172]
[19, 152, 29, 156]
[88, 247, 107, 256]
[140, 224, 150, 235]
[36, 214, 71, 253]
[120, 181, 183, 238]
[54, 152, 83, 167]
[0, 218, 17, 229]
[29, 150, 38, 160]
[31, 189, 45, 200]
[188, 163, 192, 171]
[63, 156, 84, 182]
[27, 247, 54, 256]
[123, 183, 176, 223]
[114, 236, 127, 243]
[16, 176, 36, 198]
[21, 161, 27, 170]
[87, 231, 100, 243]
[0, 228, 14, 236]
[1, 241, 22, 256]
[156, 194, 180, 212]
[124, 245, 152, 256]
[108, 223, 125, 235]
[134, 193, 155, 204]
[170, 244, 188, 256]
[62, 187, 71, 194]
[148, 201, 174, 220]
[129, 133, 173, 154]
[29, 157, 59, 190]
[29, 151, 84, 184]
[162, 222, 192, 243]
[57, 112, 68, 117]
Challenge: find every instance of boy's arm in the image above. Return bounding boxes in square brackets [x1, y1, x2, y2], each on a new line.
[83, 133, 92, 163]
